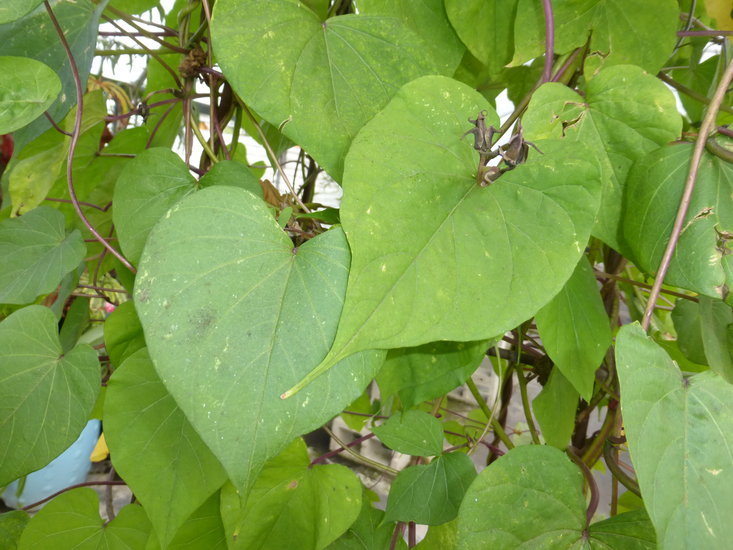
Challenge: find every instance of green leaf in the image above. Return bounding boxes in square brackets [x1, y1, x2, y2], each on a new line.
[385, 452, 476, 525]
[108, 0, 159, 16]
[357, 0, 465, 75]
[511, 0, 678, 76]
[623, 143, 733, 300]
[221, 438, 362, 550]
[671, 298, 710, 365]
[698, 297, 733, 381]
[0, 0, 42, 24]
[199, 159, 262, 198]
[0, 57, 60, 133]
[378, 340, 489, 409]
[103, 300, 146, 368]
[444, 0, 518, 75]
[304, 75, 601, 386]
[104, 348, 227, 549]
[326, 496, 406, 550]
[533, 368, 578, 449]
[210, 0, 447, 179]
[58, 296, 90, 353]
[616, 322, 733, 548]
[0, 0, 107, 152]
[17, 489, 151, 550]
[134, 186, 384, 491]
[0, 511, 30, 550]
[372, 409, 444, 456]
[523, 65, 681, 250]
[535, 257, 610, 400]
[0, 206, 86, 305]
[415, 519, 458, 550]
[456, 445, 655, 548]
[0, 305, 99, 486]
[113, 148, 197, 266]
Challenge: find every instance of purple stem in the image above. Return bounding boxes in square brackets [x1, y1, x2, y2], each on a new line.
[44, 111, 72, 136]
[309, 432, 376, 466]
[541, 0, 555, 82]
[44, 1, 136, 274]
[678, 29, 732, 37]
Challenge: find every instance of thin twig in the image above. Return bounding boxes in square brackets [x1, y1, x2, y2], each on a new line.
[541, 0, 555, 82]
[44, 0, 136, 274]
[678, 29, 733, 37]
[595, 270, 699, 302]
[43, 112, 72, 136]
[104, 6, 189, 53]
[240, 103, 311, 212]
[146, 102, 178, 149]
[642, 57, 733, 331]
[22, 480, 127, 510]
[657, 72, 733, 115]
[44, 197, 107, 211]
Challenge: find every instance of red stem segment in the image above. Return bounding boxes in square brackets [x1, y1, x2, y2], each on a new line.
[541, 0, 555, 82]
[44, 1, 137, 274]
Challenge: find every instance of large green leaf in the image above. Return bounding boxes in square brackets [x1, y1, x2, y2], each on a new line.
[0, 511, 30, 550]
[616, 322, 733, 548]
[17, 489, 151, 550]
[113, 148, 197, 266]
[623, 143, 733, 300]
[377, 340, 489, 409]
[105, 348, 227, 549]
[456, 445, 656, 548]
[535, 256, 610, 400]
[144, 491, 227, 550]
[0, 305, 99, 485]
[221, 438, 361, 550]
[103, 300, 146, 368]
[444, 0, 519, 75]
[0, 0, 42, 24]
[134, 186, 384, 491]
[0, 0, 107, 152]
[523, 65, 681, 250]
[671, 298, 710, 365]
[210, 0, 447, 179]
[385, 452, 476, 525]
[296, 75, 601, 390]
[371, 409, 445, 456]
[0, 56, 60, 133]
[357, 0, 465, 75]
[0, 206, 86, 304]
[511, 0, 678, 76]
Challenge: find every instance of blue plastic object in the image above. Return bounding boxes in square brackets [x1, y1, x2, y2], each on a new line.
[2, 420, 101, 509]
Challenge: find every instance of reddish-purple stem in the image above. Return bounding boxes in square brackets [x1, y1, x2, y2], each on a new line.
[45, 197, 106, 211]
[145, 102, 178, 149]
[44, 0, 136, 274]
[678, 29, 732, 37]
[310, 432, 376, 466]
[43, 111, 72, 136]
[541, 0, 555, 82]
[22, 480, 127, 511]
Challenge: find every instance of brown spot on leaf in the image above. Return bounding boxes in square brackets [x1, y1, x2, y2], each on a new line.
[287, 479, 298, 489]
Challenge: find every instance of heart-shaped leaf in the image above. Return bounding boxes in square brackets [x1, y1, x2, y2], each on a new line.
[623, 143, 733, 301]
[0, 206, 86, 305]
[522, 64, 681, 250]
[372, 409, 444, 456]
[0, 305, 99, 486]
[533, 368, 578, 449]
[221, 439, 362, 550]
[616, 322, 733, 547]
[104, 348, 227, 549]
[17, 489, 151, 549]
[0, 0, 42, 24]
[294, 75, 601, 390]
[385, 452, 476, 526]
[134, 186, 384, 491]
[0, 56, 60, 134]
[210, 0, 449, 179]
[456, 445, 656, 548]
[535, 257, 610, 400]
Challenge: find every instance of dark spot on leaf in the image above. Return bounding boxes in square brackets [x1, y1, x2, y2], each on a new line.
[190, 308, 216, 337]
[292, 246, 298, 255]
[287, 479, 298, 489]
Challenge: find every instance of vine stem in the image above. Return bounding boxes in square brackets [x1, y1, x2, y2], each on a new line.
[44, 0, 136, 274]
[541, 0, 555, 82]
[641, 57, 733, 331]
[657, 72, 733, 115]
[21, 480, 127, 511]
[466, 377, 514, 450]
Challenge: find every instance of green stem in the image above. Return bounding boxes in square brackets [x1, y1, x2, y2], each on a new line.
[581, 404, 616, 467]
[516, 364, 541, 444]
[603, 440, 641, 497]
[466, 377, 514, 450]
[189, 110, 218, 164]
[657, 72, 733, 115]
[323, 425, 398, 476]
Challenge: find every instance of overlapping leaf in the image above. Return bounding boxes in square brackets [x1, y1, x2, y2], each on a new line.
[533, 368, 578, 449]
[210, 0, 450, 178]
[104, 348, 227, 549]
[623, 143, 732, 300]
[535, 257, 610, 400]
[0, 56, 60, 134]
[0, 206, 85, 305]
[300, 75, 601, 387]
[134, 186, 384, 491]
[0, 306, 99, 486]
[17, 489, 151, 549]
[616, 323, 733, 548]
[511, 0, 678, 76]
[523, 64, 681, 250]
[372, 410, 444, 456]
[456, 445, 656, 548]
